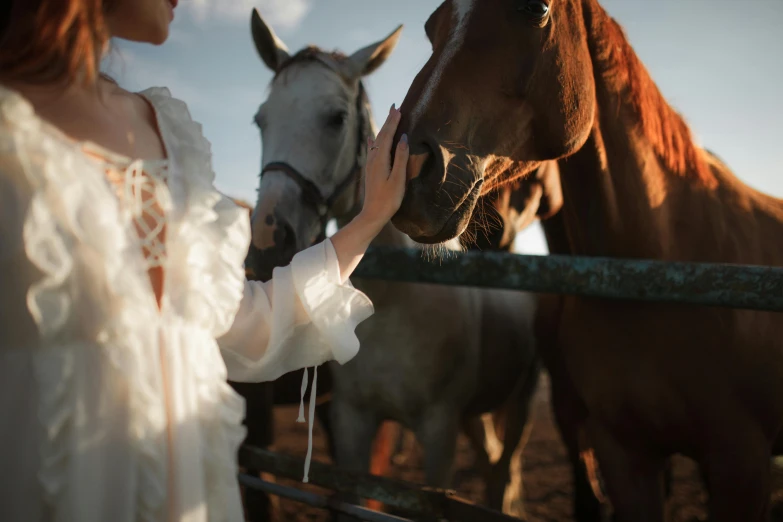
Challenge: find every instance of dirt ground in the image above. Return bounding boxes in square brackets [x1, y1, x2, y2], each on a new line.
[265, 373, 783, 522]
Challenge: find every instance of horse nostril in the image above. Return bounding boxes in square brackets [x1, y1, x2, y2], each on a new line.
[276, 221, 296, 252]
[407, 152, 428, 181]
[406, 140, 436, 182]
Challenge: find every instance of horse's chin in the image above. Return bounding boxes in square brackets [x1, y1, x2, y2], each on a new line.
[412, 236, 465, 261]
[408, 216, 469, 245]
[403, 182, 481, 246]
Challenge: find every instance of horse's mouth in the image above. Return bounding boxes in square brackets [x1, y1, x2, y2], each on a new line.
[409, 179, 484, 244]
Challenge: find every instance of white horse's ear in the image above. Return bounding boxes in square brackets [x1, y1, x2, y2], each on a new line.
[250, 8, 292, 72]
[344, 25, 403, 78]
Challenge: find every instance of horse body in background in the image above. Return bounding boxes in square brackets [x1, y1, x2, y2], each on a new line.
[389, 1, 783, 521]
[243, 9, 550, 519]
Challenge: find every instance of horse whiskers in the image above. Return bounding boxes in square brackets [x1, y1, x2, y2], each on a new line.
[418, 240, 463, 262]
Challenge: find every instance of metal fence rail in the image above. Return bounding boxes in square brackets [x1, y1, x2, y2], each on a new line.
[354, 247, 783, 312]
[238, 474, 414, 522]
[239, 445, 524, 522]
[241, 248, 783, 520]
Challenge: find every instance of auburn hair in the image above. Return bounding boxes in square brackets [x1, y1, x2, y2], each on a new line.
[0, 0, 111, 86]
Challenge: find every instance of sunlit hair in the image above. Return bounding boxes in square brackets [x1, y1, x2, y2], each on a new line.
[0, 0, 112, 86]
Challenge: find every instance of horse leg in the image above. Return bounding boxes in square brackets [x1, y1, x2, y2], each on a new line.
[365, 421, 399, 512]
[549, 379, 605, 522]
[461, 414, 495, 474]
[702, 427, 771, 522]
[391, 428, 418, 467]
[486, 361, 540, 518]
[535, 294, 604, 522]
[330, 399, 379, 522]
[587, 420, 665, 522]
[315, 400, 336, 460]
[417, 406, 460, 489]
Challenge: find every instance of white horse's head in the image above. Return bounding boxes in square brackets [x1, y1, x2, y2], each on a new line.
[246, 9, 402, 281]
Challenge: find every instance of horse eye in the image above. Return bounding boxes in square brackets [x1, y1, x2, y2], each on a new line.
[519, 0, 549, 19]
[327, 110, 348, 129]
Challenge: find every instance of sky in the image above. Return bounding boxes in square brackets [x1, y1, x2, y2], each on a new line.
[104, 0, 783, 255]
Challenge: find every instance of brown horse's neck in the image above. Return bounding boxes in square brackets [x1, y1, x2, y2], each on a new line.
[581, 1, 715, 189]
[552, 1, 759, 262]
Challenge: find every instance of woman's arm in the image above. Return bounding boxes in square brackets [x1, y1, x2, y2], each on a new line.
[331, 105, 407, 283]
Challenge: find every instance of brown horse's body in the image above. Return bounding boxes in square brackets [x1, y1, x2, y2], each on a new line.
[390, 1, 783, 520]
[555, 136, 783, 520]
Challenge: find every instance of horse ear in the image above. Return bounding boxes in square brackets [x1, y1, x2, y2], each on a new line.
[250, 8, 291, 72]
[345, 25, 403, 78]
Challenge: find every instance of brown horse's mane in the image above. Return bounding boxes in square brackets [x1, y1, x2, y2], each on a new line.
[584, 1, 717, 188]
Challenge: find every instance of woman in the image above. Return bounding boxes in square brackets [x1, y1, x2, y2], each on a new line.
[0, 1, 409, 521]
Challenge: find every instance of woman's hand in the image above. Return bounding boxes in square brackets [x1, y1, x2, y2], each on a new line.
[330, 104, 408, 283]
[358, 104, 408, 229]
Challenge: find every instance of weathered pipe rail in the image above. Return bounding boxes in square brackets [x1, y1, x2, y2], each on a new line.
[238, 474, 414, 522]
[353, 247, 783, 312]
[239, 445, 524, 522]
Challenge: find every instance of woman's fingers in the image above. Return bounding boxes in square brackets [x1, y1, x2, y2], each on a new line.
[373, 104, 401, 159]
[389, 133, 409, 180]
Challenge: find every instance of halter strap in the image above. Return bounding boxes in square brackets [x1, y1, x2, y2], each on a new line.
[259, 81, 367, 242]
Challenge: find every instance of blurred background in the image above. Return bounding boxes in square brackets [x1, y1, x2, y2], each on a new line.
[103, 0, 783, 254]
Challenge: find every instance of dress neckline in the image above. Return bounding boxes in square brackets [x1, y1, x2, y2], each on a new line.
[0, 83, 171, 169]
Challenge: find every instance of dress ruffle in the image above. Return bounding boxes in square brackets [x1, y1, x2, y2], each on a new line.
[0, 86, 168, 521]
[140, 88, 251, 521]
[140, 87, 250, 340]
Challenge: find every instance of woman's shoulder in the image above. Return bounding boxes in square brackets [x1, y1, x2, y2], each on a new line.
[0, 84, 37, 134]
[0, 85, 60, 185]
[137, 86, 214, 166]
[137, 86, 201, 133]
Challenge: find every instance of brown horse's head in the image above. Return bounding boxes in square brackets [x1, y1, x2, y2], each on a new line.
[391, 0, 595, 243]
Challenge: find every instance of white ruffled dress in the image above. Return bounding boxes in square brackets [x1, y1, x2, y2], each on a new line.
[0, 85, 374, 522]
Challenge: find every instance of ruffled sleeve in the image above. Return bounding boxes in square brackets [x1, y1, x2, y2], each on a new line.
[217, 238, 374, 383]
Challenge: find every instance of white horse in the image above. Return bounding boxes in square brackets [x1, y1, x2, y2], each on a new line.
[245, 10, 542, 518]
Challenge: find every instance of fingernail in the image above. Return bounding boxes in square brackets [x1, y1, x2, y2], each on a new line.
[390, 103, 396, 112]
[400, 134, 408, 148]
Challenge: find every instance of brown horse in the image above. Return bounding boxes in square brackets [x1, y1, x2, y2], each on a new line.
[389, 1, 783, 521]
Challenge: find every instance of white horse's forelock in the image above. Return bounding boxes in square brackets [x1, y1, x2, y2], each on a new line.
[410, 0, 475, 129]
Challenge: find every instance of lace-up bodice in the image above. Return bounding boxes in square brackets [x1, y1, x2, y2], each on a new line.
[90, 145, 171, 306]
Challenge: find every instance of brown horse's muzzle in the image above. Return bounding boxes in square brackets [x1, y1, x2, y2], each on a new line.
[390, 127, 484, 244]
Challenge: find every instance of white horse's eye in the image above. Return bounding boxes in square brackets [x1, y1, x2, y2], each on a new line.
[326, 110, 348, 129]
